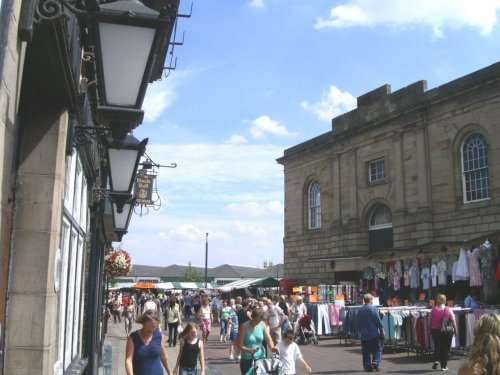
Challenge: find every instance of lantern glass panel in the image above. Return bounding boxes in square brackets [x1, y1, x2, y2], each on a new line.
[112, 202, 133, 230]
[99, 23, 155, 106]
[108, 148, 140, 192]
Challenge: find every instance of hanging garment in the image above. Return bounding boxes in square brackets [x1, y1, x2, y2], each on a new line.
[437, 260, 448, 285]
[456, 248, 470, 278]
[431, 264, 437, 287]
[410, 265, 420, 288]
[468, 248, 482, 287]
[420, 267, 430, 290]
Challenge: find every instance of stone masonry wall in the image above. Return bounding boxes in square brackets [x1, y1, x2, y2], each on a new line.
[280, 63, 500, 284]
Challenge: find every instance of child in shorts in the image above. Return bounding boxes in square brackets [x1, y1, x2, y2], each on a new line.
[277, 331, 312, 375]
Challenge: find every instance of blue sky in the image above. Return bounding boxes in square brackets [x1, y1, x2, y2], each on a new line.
[124, 0, 500, 268]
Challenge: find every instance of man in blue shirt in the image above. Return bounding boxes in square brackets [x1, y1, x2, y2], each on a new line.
[357, 294, 385, 372]
[464, 290, 480, 311]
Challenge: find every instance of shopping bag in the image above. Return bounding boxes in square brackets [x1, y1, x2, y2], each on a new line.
[177, 324, 183, 334]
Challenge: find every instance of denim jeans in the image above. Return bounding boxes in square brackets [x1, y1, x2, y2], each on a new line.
[179, 366, 197, 375]
[361, 338, 382, 370]
[220, 319, 229, 337]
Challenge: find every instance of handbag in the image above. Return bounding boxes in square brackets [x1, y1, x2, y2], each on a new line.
[440, 307, 454, 334]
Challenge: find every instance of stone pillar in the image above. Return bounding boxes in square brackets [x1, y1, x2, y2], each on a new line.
[332, 154, 341, 223]
[5, 99, 68, 374]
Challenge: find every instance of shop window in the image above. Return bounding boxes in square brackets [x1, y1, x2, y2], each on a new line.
[461, 133, 491, 203]
[308, 180, 321, 229]
[368, 159, 386, 184]
[369, 204, 393, 252]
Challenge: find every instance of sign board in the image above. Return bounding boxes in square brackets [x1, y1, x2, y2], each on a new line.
[134, 173, 156, 205]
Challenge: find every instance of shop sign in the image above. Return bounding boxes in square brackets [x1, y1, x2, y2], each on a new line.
[134, 173, 155, 205]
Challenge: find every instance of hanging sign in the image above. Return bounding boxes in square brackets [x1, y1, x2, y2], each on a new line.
[134, 173, 155, 205]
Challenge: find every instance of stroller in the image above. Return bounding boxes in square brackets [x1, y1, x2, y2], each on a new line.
[253, 355, 286, 375]
[295, 314, 319, 345]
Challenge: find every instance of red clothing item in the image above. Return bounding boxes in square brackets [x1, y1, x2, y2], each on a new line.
[496, 261, 500, 281]
[122, 296, 129, 306]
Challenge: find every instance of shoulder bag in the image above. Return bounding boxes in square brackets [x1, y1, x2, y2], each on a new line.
[440, 307, 454, 334]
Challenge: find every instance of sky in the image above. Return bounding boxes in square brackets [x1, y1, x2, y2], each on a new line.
[123, 0, 500, 269]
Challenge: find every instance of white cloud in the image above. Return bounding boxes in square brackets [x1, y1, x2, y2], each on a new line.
[224, 200, 283, 217]
[314, 0, 500, 37]
[248, 0, 265, 9]
[143, 66, 211, 123]
[301, 85, 357, 122]
[143, 83, 175, 123]
[224, 134, 248, 144]
[249, 115, 297, 139]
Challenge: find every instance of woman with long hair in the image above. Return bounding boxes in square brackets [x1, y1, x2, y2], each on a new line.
[428, 294, 458, 371]
[237, 308, 278, 375]
[125, 310, 173, 375]
[458, 313, 500, 375]
[173, 323, 206, 375]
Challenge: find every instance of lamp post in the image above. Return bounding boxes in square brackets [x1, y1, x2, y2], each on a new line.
[205, 232, 208, 288]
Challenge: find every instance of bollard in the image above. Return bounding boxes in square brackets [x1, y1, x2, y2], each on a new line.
[103, 342, 113, 375]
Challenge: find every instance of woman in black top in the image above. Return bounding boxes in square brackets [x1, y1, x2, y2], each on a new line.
[173, 323, 205, 375]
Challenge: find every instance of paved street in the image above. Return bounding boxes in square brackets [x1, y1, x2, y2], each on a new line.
[101, 318, 468, 375]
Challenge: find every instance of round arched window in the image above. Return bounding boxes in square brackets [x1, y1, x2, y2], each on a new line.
[369, 204, 392, 230]
[368, 204, 393, 252]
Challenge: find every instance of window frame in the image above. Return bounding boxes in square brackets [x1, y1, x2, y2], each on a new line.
[368, 158, 386, 184]
[308, 180, 321, 229]
[369, 204, 393, 231]
[461, 133, 491, 204]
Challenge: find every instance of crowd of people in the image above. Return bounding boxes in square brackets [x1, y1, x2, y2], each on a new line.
[108, 290, 312, 375]
[108, 290, 499, 375]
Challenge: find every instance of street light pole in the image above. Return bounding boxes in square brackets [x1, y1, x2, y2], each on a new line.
[205, 232, 208, 288]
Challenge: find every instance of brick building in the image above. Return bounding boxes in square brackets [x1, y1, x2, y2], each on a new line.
[277, 63, 500, 298]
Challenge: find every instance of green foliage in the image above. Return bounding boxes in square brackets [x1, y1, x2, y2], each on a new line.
[182, 261, 203, 282]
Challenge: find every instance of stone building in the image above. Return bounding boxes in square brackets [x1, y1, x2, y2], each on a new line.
[277, 63, 500, 290]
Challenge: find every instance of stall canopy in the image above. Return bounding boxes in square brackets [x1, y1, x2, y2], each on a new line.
[220, 277, 279, 291]
[156, 282, 218, 290]
[110, 281, 219, 290]
[108, 282, 135, 290]
[134, 282, 156, 289]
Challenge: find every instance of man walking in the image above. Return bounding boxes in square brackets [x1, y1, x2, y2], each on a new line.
[264, 296, 285, 344]
[357, 294, 385, 372]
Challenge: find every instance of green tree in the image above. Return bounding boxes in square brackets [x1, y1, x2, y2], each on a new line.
[182, 261, 203, 282]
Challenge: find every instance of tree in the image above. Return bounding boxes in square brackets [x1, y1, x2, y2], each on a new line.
[182, 261, 203, 282]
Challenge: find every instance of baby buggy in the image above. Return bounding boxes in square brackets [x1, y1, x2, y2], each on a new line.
[253, 355, 286, 375]
[295, 314, 319, 345]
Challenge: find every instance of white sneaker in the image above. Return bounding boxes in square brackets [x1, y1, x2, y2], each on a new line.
[237, 355, 241, 360]
[229, 355, 234, 360]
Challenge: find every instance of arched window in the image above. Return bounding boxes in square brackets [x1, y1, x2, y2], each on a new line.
[308, 180, 321, 229]
[368, 204, 393, 252]
[462, 133, 490, 203]
[369, 205, 392, 229]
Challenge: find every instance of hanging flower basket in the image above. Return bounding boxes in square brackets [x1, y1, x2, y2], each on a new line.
[105, 249, 133, 278]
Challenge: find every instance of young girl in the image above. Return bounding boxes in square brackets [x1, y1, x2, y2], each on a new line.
[277, 331, 312, 375]
[173, 323, 206, 375]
